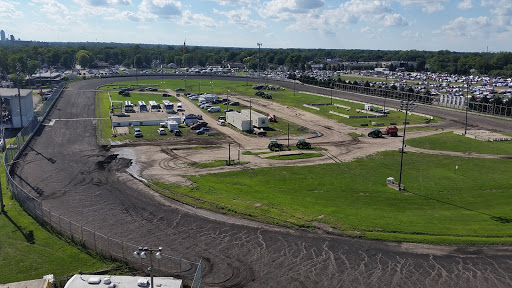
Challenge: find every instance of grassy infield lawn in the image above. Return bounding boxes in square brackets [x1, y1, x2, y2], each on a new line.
[107, 79, 511, 245]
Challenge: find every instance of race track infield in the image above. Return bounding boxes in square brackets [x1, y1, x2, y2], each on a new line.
[12, 76, 512, 287]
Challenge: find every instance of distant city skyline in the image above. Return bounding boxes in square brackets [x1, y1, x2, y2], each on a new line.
[0, 0, 510, 52]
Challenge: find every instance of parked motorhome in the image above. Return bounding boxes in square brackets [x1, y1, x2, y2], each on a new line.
[125, 101, 134, 113]
[138, 100, 147, 112]
[149, 100, 160, 111]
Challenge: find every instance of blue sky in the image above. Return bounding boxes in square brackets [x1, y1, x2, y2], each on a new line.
[0, 0, 510, 52]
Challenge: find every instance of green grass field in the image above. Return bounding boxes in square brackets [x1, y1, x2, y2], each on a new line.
[0, 157, 119, 284]
[152, 151, 512, 245]
[407, 132, 512, 155]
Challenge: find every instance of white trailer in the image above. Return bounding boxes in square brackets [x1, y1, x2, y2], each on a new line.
[166, 121, 179, 131]
[226, 111, 251, 131]
[162, 100, 174, 112]
[149, 100, 160, 111]
[125, 101, 134, 113]
[137, 100, 147, 112]
[167, 116, 181, 124]
[240, 109, 269, 128]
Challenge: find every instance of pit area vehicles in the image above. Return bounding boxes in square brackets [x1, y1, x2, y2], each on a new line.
[268, 139, 285, 151]
[296, 138, 312, 149]
[367, 126, 399, 138]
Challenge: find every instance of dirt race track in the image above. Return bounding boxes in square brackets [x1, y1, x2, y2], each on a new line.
[12, 76, 512, 287]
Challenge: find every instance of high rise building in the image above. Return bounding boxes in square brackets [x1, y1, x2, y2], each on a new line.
[0, 30, 5, 41]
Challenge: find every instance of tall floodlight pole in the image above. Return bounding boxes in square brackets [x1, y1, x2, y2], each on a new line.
[133, 247, 162, 288]
[330, 82, 333, 105]
[257, 43, 262, 77]
[398, 95, 416, 191]
[16, 63, 23, 128]
[464, 78, 469, 135]
[249, 98, 252, 133]
[384, 75, 388, 113]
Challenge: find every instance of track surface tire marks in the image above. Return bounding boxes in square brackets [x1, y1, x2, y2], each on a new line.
[12, 76, 512, 287]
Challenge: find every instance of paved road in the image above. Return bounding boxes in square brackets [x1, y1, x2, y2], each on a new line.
[12, 76, 512, 287]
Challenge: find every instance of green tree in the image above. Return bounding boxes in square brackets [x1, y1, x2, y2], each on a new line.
[76, 50, 93, 69]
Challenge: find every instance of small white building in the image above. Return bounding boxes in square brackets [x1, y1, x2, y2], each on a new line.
[240, 109, 269, 128]
[64, 274, 182, 288]
[0, 88, 34, 128]
[226, 111, 252, 131]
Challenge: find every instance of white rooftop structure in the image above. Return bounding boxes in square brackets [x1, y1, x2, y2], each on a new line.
[64, 274, 182, 288]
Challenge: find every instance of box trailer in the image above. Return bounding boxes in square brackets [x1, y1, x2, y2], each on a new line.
[167, 116, 181, 124]
[166, 121, 179, 131]
[226, 111, 251, 131]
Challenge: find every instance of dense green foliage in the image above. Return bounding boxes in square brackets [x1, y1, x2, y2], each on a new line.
[1, 42, 512, 78]
[153, 151, 512, 244]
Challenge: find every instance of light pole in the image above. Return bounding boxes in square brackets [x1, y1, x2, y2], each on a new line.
[133, 247, 162, 288]
[384, 75, 388, 113]
[330, 82, 333, 105]
[249, 98, 252, 133]
[464, 78, 469, 135]
[16, 63, 23, 128]
[257, 43, 262, 77]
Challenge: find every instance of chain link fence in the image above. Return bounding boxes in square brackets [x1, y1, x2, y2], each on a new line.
[3, 82, 203, 287]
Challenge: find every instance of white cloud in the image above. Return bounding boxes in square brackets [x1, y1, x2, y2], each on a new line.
[178, 10, 219, 28]
[260, 0, 324, 21]
[401, 29, 421, 41]
[457, 0, 472, 10]
[79, 0, 132, 6]
[0, 0, 24, 19]
[209, 0, 253, 6]
[481, 0, 512, 26]
[213, 7, 266, 29]
[139, 0, 182, 19]
[436, 16, 490, 38]
[394, 0, 448, 13]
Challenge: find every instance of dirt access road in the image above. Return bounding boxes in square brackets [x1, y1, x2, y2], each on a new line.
[12, 76, 512, 287]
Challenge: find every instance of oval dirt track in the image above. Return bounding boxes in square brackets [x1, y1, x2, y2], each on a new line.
[12, 76, 512, 287]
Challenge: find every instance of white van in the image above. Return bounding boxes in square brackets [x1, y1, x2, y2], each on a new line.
[208, 106, 221, 113]
[176, 102, 184, 111]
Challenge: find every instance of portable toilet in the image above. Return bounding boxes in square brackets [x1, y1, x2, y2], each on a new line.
[167, 121, 179, 131]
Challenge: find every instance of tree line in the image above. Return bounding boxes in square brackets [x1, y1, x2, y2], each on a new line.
[1, 42, 512, 81]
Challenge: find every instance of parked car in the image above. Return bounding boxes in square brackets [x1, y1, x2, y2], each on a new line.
[218, 120, 226, 126]
[162, 93, 170, 97]
[190, 122, 208, 130]
[134, 128, 143, 137]
[375, 109, 390, 114]
[196, 127, 210, 135]
[229, 101, 240, 106]
[224, 108, 234, 113]
[176, 88, 185, 92]
[174, 129, 182, 136]
[157, 128, 167, 135]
